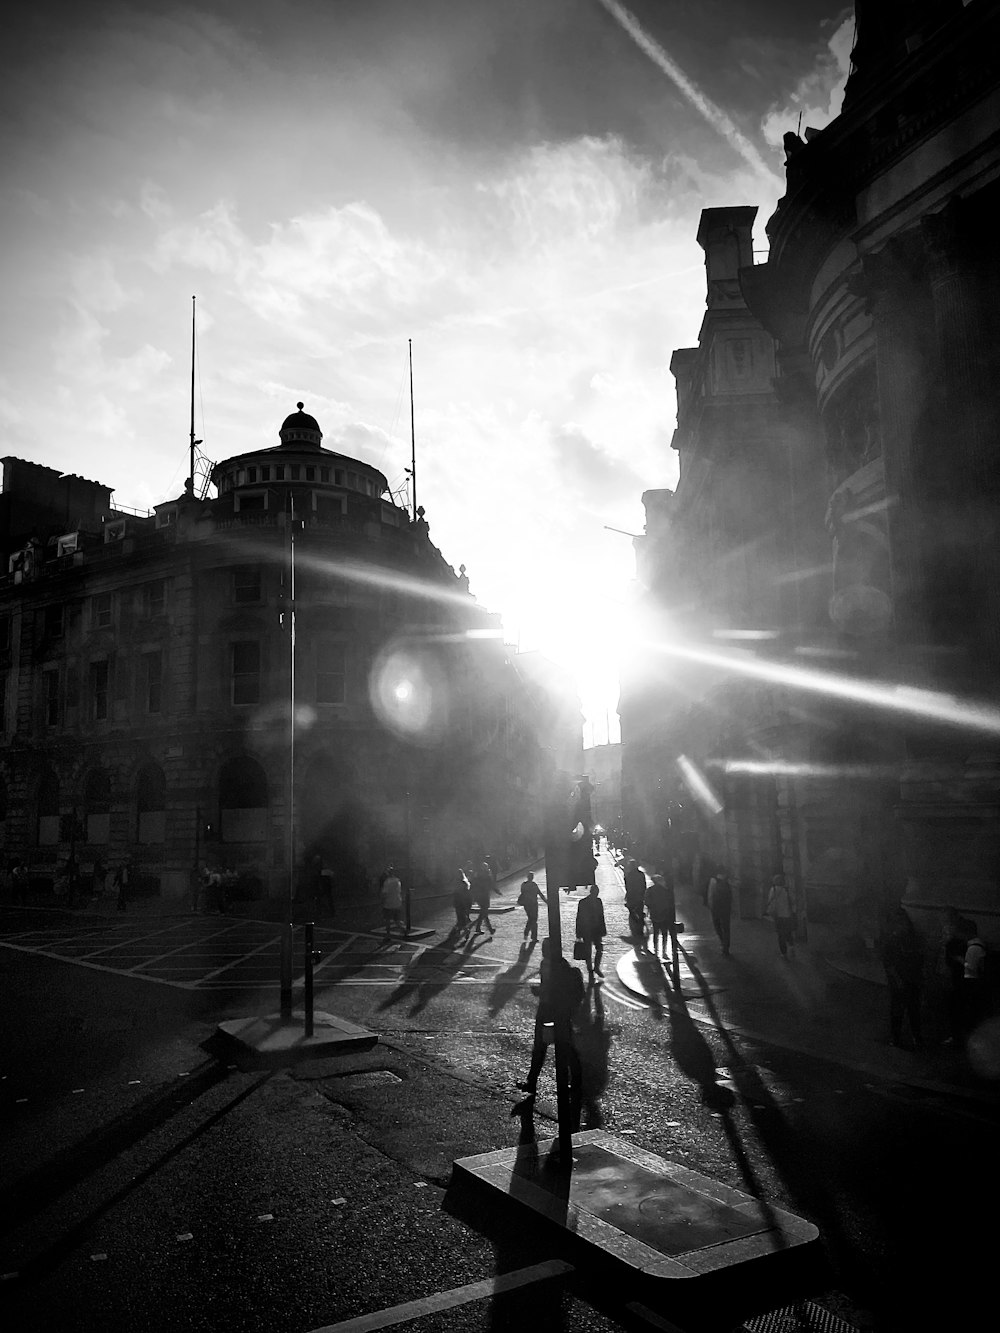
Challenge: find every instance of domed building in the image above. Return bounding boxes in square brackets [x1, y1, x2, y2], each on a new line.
[0, 406, 575, 904]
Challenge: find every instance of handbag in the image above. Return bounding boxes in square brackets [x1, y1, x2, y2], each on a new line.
[572, 939, 588, 961]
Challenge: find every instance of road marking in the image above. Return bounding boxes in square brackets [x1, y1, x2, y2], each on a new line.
[76, 920, 199, 958]
[127, 922, 257, 971]
[197, 934, 283, 982]
[0, 940, 197, 989]
[307, 1260, 574, 1332]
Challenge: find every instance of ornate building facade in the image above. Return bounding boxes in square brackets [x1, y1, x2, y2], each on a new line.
[621, 0, 1000, 941]
[0, 407, 577, 903]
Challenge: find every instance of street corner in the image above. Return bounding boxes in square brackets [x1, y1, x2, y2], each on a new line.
[214, 1010, 378, 1067]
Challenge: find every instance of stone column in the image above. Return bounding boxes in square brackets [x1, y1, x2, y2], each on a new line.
[921, 201, 1000, 668]
[852, 237, 932, 653]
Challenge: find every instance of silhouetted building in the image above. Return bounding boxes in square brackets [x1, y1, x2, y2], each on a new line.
[622, 1, 1000, 943]
[0, 408, 570, 902]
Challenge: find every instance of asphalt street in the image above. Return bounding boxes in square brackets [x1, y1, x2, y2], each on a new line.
[2, 849, 998, 1332]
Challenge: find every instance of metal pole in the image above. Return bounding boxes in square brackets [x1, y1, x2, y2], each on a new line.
[408, 338, 417, 519]
[543, 770, 574, 1161]
[304, 921, 315, 1038]
[189, 296, 196, 494]
[403, 786, 412, 936]
[288, 493, 297, 922]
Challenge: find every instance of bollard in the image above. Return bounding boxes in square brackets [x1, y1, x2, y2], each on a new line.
[279, 923, 294, 1020]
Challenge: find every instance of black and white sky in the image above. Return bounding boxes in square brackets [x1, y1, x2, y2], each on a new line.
[0, 0, 854, 739]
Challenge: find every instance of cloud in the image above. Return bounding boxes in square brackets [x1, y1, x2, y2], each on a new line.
[761, 12, 854, 147]
[550, 422, 644, 506]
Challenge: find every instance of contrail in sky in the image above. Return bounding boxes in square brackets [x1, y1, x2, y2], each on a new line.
[596, 0, 783, 187]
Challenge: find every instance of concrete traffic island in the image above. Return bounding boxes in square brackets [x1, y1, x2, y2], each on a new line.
[448, 1129, 824, 1330]
[215, 1010, 377, 1065]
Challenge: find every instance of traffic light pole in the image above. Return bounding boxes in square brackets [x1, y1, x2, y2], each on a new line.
[543, 770, 575, 1163]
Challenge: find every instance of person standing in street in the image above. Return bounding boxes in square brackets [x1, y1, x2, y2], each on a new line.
[707, 865, 734, 956]
[114, 859, 131, 913]
[517, 871, 546, 943]
[380, 866, 404, 941]
[942, 906, 975, 1045]
[962, 924, 989, 1038]
[644, 872, 677, 959]
[575, 884, 607, 981]
[878, 905, 924, 1049]
[623, 859, 647, 940]
[766, 873, 797, 957]
[452, 868, 473, 936]
[471, 861, 496, 936]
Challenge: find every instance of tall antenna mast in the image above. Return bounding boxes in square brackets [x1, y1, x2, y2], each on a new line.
[408, 338, 417, 519]
[189, 295, 197, 494]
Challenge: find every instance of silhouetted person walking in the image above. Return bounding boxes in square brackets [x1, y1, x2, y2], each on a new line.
[644, 872, 676, 959]
[575, 884, 606, 981]
[707, 865, 733, 956]
[517, 871, 545, 943]
[766, 874, 796, 957]
[623, 859, 647, 939]
[516, 939, 585, 1127]
[471, 861, 495, 936]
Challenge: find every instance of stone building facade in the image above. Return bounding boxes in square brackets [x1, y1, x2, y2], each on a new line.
[621, 1, 1000, 941]
[0, 408, 576, 903]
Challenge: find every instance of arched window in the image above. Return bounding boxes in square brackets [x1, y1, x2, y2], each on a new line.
[84, 768, 112, 844]
[136, 764, 166, 844]
[37, 769, 60, 846]
[219, 756, 268, 842]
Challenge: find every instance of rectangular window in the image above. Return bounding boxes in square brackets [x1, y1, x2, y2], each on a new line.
[246, 467, 257, 483]
[260, 466, 271, 481]
[320, 467, 330, 482]
[90, 660, 109, 721]
[236, 492, 266, 512]
[316, 643, 346, 704]
[144, 580, 166, 617]
[290, 465, 301, 481]
[142, 651, 162, 714]
[44, 603, 64, 639]
[347, 471, 358, 489]
[93, 592, 113, 629]
[305, 466, 315, 481]
[0, 613, 11, 656]
[334, 469, 344, 485]
[44, 669, 60, 726]
[233, 567, 262, 604]
[315, 495, 346, 524]
[231, 641, 261, 705]
[274, 465, 285, 480]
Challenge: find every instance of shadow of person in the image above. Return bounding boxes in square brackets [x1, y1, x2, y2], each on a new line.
[376, 938, 470, 1016]
[575, 982, 613, 1128]
[487, 952, 532, 1018]
[630, 948, 668, 1021]
[667, 987, 735, 1110]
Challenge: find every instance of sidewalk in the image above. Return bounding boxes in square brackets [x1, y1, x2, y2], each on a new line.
[618, 872, 1000, 1111]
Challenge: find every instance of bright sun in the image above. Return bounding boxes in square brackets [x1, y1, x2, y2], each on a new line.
[505, 544, 638, 746]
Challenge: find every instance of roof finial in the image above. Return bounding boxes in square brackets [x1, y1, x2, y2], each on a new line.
[297, 401, 304, 411]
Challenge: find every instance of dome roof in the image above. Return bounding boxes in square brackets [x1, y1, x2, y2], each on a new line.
[279, 402, 323, 448]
